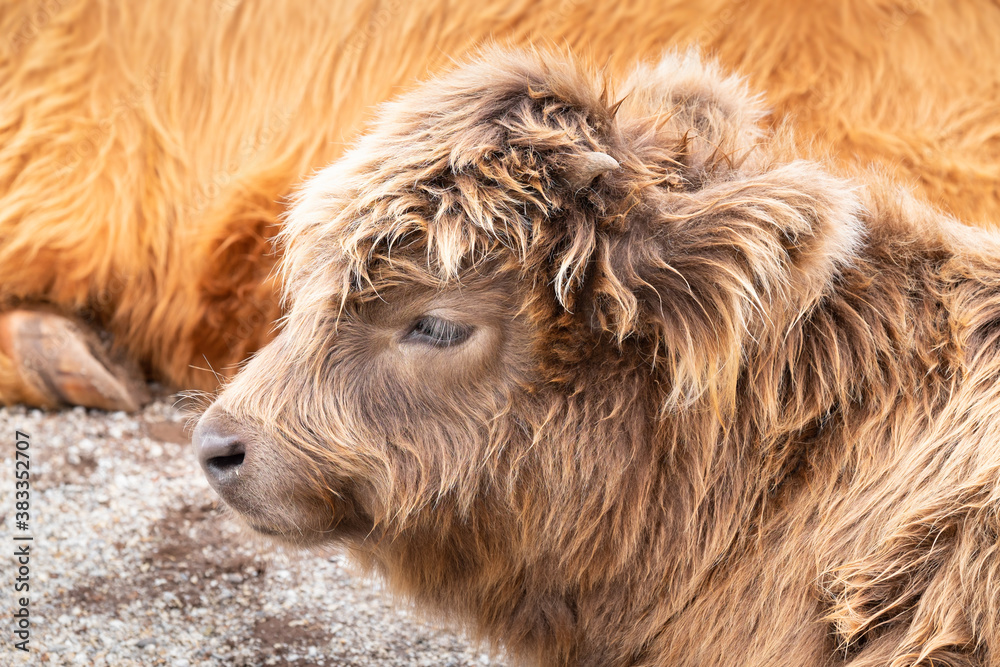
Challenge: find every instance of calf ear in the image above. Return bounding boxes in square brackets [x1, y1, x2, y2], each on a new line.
[587, 159, 864, 409]
[617, 49, 767, 182]
[539, 52, 863, 407]
[536, 50, 776, 315]
[529, 50, 764, 203]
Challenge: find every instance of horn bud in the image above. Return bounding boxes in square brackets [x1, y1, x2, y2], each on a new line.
[564, 151, 619, 190]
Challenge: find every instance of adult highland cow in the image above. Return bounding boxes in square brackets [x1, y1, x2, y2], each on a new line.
[2, 0, 1000, 410]
[195, 48, 1000, 666]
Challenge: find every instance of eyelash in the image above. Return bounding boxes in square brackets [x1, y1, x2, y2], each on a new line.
[404, 316, 473, 348]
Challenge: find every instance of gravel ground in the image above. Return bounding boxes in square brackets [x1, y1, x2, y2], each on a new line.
[0, 398, 507, 666]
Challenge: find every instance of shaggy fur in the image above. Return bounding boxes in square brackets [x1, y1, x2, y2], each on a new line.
[197, 47, 1000, 666]
[2, 0, 1000, 406]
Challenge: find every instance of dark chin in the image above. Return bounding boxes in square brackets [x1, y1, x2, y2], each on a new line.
[247, 513, 380, 549]
[220, 493, 373, 546]
[230, 503, 347, 546]
[216, 498, 316, 542]
[240, 516, 330, 547]
[246, 522, 284, 536]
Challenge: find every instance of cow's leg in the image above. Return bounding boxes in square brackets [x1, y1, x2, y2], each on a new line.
[0, 309, 148, 411]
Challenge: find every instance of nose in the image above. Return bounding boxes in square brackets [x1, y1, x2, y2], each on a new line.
[193, 415, 247, 490]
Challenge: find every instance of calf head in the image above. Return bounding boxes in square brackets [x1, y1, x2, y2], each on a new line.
[194, 47, 862, 657]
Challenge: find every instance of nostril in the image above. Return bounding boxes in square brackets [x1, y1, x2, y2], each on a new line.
[205, 450, 245, 476]
[194, 420, 248, 488]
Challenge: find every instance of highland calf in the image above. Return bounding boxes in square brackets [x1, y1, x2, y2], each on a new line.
[195, 49, 1000, 666]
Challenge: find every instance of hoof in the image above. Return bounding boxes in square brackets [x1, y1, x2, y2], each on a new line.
[0, 310, 149, 412]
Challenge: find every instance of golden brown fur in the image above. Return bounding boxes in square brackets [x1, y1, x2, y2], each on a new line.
[2, 0, 1000, 406]
[195, 46, 1000, 666]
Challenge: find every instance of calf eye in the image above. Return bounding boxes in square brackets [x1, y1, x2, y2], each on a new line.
[404, 316, 472, 348]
